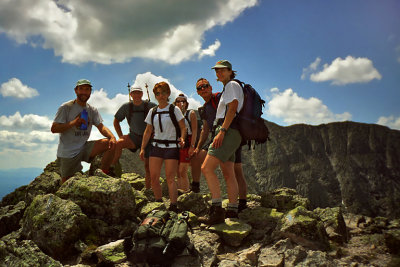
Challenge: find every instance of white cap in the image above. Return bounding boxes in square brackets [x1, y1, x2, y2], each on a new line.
[130, 86, 143, 93]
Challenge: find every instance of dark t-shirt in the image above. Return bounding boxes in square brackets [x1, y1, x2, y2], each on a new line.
[200, 93, 221, 129]
[115, 101, 156, 136]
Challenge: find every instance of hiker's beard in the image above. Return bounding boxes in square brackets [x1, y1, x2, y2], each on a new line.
[77, 94, 90, 103]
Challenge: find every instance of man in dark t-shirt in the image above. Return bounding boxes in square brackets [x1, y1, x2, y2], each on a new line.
[108, 86, 156, 188]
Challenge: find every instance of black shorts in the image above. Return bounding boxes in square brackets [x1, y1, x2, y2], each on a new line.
[149, 145, 179, 160]
[128, 133, 150, 158]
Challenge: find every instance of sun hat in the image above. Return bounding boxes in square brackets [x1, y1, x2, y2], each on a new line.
[211, 60, 233, 70]
[130, 86, 143, 93]
[76, 79, 92, 87]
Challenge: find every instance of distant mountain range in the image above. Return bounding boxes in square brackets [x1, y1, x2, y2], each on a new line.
[0, 168, 42, 200]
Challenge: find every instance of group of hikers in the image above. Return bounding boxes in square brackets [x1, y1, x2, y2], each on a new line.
[51, 60, 249, 225]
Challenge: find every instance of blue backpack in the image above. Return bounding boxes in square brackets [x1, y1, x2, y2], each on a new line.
[232, 79, 270, 147]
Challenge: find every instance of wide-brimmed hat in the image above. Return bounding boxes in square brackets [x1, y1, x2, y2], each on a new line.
[76, 79, 92, 87]
[211, 60, 233, 70]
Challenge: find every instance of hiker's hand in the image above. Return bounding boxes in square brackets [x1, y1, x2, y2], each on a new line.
[178, 137, 185, 148]
[139, 149, 145, 161]
[72, 115, 85, 128]
[212, 131, 225, 148]
[193, 147, 200, 156]
[108, 136, 116, 149]
[188, 147, 195, 157]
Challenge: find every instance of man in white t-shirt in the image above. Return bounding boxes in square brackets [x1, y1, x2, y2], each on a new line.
[51, 79, 117, 184]
[198, 60, 244, 225]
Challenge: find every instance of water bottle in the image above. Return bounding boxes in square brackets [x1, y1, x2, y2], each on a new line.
[80, 109, 88, 130]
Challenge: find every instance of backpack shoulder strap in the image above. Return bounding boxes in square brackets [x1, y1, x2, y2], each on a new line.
[127, 102, 134, 124]
[184, 110, 192, 133]
[169, 104, 180, 140]
[151, 106, 158, 126]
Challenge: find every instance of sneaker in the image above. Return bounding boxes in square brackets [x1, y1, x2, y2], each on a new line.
[225, 210, 239, 219]
[198, 206, 225, 225]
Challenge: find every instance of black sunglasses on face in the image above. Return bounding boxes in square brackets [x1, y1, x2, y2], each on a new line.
[196, 84, 209, 91]
[175, 100, 186, 103]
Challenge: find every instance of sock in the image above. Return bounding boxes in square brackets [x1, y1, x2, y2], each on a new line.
[227, 203, 239, 213]
[211, 198, 222, 207]
[191, 181, 200, 188]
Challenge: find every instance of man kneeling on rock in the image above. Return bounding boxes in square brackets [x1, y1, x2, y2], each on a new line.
[51, 79, 117, 184]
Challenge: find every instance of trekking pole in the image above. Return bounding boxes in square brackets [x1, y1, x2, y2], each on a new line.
[128, 83, 132, 102]
[145, 83, 150, 101]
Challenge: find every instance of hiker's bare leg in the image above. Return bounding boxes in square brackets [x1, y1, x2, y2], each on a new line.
[90, 138, 116, 171]
[178, 162, 190, 191]
[201, 154, 222, 199]
[220, 161, 238, 204]
[144, 157, 151, 189]
[165, 159, 179, 203]
[111, 135, 135, 165]
[191, 149, 207, 183]
[234, 163, 247, 199]
[149, 157, 164, 200]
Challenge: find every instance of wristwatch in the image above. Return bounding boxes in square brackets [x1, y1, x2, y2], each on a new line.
[220, 127, 227, 133]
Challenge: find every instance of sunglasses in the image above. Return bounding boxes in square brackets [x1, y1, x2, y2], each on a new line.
[155, 91, 168, 96]
[175, 100, 186, 103]
[196, 84, 209, 91]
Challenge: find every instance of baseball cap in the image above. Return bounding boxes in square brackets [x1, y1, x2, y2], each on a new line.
[76, 79, 92, 87]
[130, 86, 143, 93]
[211, 60, 233, 70]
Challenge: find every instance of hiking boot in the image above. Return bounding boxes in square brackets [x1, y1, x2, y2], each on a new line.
[225, 210, 239, 219]
[168, 203, 179, 213]
[198, 206, 225, 225]
[190, 184, 200, 193]
[238, 202, 248, 213]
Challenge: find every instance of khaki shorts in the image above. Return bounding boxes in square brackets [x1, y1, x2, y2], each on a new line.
[58, 141, 95, 178]
[208, 126, 241, 162]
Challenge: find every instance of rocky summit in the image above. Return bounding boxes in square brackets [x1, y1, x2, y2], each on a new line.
[0, 120, 400, 266]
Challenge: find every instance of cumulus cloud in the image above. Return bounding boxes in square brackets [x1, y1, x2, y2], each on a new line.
[0, 78, 39, 99]
[267, 88, 352, 125]
[0, 130, 56, 150]
[305, 56, 382, 85]
[89, 72, 201, 115]
[377, 115, 400, 130]
[0, 112, 52, 130]
[0, 0, 257, 64]
[301, 57, 321, 80]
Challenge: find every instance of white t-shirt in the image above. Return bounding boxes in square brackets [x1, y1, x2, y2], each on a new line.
[54, 100, 103, 158]
[215, 80, 244, 120]
[145, 104, 184, 148]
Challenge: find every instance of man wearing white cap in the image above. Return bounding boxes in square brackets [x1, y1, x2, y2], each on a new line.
[51, 79, 117, 184]
[107, 86, 156, 187]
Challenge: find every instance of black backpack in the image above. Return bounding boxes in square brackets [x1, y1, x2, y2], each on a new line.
[184, 110, 202, 148]
[231, 79, 270, 147]
[150, 104, 181, 147]
[127, 100, 150, 125]
[124, 210, 192, 266]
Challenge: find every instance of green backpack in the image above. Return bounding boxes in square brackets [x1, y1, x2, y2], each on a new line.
[124, 210, 191, 265]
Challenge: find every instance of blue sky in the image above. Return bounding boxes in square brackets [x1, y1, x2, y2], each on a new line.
[0, 0, 399, 170]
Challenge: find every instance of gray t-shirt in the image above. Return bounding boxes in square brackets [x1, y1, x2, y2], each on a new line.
[53, 100, 103, 158]
[114, 101, 156, 136]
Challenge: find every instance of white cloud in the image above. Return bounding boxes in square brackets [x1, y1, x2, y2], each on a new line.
[301, 57, 321, 80]
[0, 111, 52, 130]
[307, 56, 382, 85]
[377, 115, 400, 130]
[0, 0, 258, 65]
[89, 72, 202, 115]
[0, 78, 39, 99]
[267, 88, 352, 125]
[0, 130, 56, 150]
